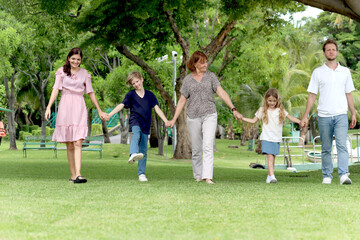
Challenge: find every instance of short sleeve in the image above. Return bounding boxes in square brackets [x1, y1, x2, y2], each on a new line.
[85, 72, 94, 94]
[307, 70, 319, 94]
[122, 91, 132, 108]
[345, 68, 355, 93]
[150, 91, 159, 108]
[284, 109, 289, 117]
[53, 68, 64, 90]
[255, 107, 263, 119]
[209, 72, 220, 93]
[180, 77, 190, 98]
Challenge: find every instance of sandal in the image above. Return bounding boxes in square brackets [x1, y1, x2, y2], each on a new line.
[74, 176, 87, 184]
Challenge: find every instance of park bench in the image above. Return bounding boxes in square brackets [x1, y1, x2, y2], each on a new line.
[82, 136, 104, 158]
[23, 135, 57, 158]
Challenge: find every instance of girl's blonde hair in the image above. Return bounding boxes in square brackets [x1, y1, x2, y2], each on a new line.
[261, 88, 286, 124]
[126, 71, 143, 86]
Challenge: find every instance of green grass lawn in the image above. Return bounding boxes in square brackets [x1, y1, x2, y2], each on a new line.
[1, 139, 360, 239]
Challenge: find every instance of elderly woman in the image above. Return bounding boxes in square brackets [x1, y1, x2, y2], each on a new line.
[168, 51, 242, 184]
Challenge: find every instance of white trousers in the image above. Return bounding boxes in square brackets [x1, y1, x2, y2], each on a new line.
[187, 113, 217, 180]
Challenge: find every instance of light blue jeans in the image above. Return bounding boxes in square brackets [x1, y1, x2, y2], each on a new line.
[318, 114, 349, 179]
[129, 126, 149, 175]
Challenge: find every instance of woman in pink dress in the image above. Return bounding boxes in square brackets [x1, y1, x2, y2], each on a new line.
[45, 48, 105, 184]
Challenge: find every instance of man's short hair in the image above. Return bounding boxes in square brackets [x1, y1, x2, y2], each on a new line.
[126, 71, 142, 86]
[323, 39, 338, 52]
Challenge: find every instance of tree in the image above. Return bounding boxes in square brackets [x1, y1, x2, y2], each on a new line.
[0, 10, 33, 149]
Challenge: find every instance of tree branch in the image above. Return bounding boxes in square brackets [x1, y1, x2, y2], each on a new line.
[294, 0, 360, 22]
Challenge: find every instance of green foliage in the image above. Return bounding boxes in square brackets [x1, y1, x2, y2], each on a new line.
[46, 127, 54, 136]
[31, 130, 41, 136]
[29, 125, 40, 133]
[18, 131, 32, 140]
[0, 11, 22, 78]
[21, 125, 30, 132]
[91, 123, 102, 136]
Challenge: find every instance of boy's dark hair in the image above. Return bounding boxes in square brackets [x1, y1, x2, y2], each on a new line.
[322, 39, 338, 52]
[126, 71, 143, 86]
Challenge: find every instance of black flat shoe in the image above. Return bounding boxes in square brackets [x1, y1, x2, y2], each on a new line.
[74, 176, 87, 184]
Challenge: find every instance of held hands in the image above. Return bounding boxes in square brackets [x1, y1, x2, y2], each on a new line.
[233, 110, 243, 121]
[166, 119, 176, 128]
[300, 117, 308, 128]
[99, 111, 110, 121]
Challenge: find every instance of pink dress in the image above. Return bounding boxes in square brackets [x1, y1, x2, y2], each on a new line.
[52, 67, 94, 142]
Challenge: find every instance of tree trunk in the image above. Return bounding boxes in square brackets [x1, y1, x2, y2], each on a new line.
[101, 119, 110, 143]
[87, 108, 92, 139]
[174, 111, 192, 159]
[119, 110, 129, 144]
[149, 113, 158, 148]
[3, 75, 17, 150]
[40, 93, 47, 137]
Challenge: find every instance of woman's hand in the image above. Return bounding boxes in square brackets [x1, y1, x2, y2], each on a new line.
[167, 119, 176, 128]
[45, 108, 51, 121]
[233, 110, 243, 121]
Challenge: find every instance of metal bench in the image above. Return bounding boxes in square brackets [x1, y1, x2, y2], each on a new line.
[23, 135, 57, 158]
[82, 136, 103, 158]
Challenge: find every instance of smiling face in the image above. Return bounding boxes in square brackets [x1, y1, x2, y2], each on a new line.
[130, 77, 144, 90]
[68, 54, 82, 69]
[266, 95, 277, 109]
[323, 43, 338, 61]
[194, 59, 208, 73]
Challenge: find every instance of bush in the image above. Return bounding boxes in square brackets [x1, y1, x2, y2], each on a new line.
[46, 127, 54, 135]
[91, 124, 102, 136]
[282, 124, 291, 137]
[29, 125, 40, 133]
[32, 130, 41, 136]
[22, 125, 30, 132]
[19, 131, 32, 140]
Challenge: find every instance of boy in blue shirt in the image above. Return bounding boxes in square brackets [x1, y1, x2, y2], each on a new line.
[105, 71, 169, 182]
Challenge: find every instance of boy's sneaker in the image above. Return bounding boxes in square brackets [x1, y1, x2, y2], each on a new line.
[340, 173, 352, 185]
[266, 175, 277, 184]
[269, 175, 277, 184]
[139, 174, 148, 182]
[128, 153, 144, 164]
[322, 177, 332, 184]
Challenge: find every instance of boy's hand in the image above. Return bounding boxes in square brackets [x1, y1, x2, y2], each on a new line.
[103, 113, 111, 121]
[167, 120, 176, 128]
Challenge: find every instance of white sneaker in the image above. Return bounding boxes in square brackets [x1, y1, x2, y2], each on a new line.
[266, 175, 277, 184]
[138, 174, 148, 182]
[340, 173, 352, 185]
[322, 177, 332, 184]
[128, 153, 144, 164]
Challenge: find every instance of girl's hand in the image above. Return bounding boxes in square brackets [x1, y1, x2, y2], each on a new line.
[233, 111, 243, 121]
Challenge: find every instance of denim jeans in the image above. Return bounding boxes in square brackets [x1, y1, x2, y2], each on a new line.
[129, 126, 149, 175]
[318, 114, 349, 179]
[187, 113, 217, 180]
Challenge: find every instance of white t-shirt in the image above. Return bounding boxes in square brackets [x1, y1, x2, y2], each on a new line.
[256, 107, 288, 142]
[307, 63, 354, 117]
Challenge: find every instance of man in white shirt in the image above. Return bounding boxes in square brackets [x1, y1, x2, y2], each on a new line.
[300, 39, 356, 185]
